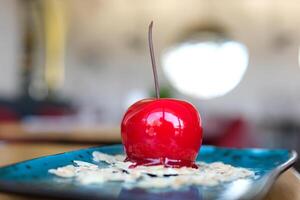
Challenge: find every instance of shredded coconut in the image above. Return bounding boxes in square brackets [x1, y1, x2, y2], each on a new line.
[49, 152, 254, 189]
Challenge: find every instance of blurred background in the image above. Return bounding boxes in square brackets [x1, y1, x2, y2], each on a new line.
[0, 0, 299, 169]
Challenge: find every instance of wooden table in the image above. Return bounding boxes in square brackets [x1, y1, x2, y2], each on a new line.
[0, 143, 299, 200]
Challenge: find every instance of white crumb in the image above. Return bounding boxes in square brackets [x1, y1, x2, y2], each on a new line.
[49, 151, 254, 189]
[48, 165, 77, 178]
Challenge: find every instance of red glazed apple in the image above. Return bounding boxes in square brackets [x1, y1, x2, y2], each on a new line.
[121, 98, 202, 168]
[121, 22, 203, 168]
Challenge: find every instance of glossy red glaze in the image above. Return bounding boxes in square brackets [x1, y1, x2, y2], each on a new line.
[121, 98, 203, 168]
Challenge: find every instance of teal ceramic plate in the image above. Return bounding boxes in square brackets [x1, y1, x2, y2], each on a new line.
[0, 145, 297, 200]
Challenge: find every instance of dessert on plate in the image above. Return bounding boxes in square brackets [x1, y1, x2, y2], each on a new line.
[49, 21, 254, 189]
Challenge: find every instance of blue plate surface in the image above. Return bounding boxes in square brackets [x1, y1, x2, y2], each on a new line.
[0, 145, 297, 200]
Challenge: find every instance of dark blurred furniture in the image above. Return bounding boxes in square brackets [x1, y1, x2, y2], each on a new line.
[0, 97, 74, 121]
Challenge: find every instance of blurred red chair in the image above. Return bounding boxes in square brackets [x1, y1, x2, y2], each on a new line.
[204, 116, 256, 148]
[0, 106, 19, 122]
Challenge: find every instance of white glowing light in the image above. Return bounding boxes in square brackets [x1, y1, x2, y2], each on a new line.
[162, 41, 249, 99]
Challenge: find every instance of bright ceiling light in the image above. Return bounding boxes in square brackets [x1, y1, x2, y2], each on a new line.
[162, 40, 249, 99]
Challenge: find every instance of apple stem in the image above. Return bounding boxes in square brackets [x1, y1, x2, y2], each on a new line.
[148, 21, 160, 99]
